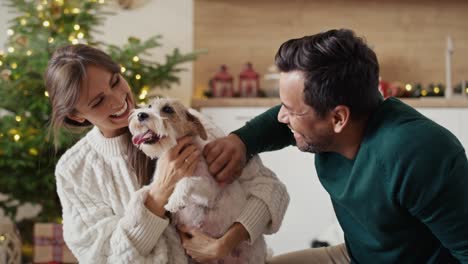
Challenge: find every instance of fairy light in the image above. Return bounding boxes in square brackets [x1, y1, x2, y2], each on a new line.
[29, 148, 38, 156]
[74, 24, 80, 31]
[7, 29, 14, 36]
[8, 47, 15, 53]
[405, 84, 412, 91]
[26, 50, 32, 56]
[421, 90, 428, 96]
[135, 74, 141, 80]
[44, 91, 49, 97]
[64, 8, 70, 14]
[11, 63, 18, 69]
[0, 50, 4, 55]
[120, 66, 126, 73]
[0, 235, 5, 241]
[132, 56, 139, 62]
[139, 88, 148, 100]
[48, 37, 54, 43]
[77, 32, 84, 39]
[15, 116, 21, 122]
[13, 134, 21, 142]
[37, 5, 44, 11]
[0, 61, 3, 66]
[20, 18, 27, 25]
[43, 21, 50, 27]
[72, 8, 80, 14]
[465, 87, 468, 94]
[71, 39, 79, 45]
[98, 0, 105, 4]
[434, 86, 440, 94]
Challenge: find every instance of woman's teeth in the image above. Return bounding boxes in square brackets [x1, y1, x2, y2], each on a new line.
[111, 101, 128, 117]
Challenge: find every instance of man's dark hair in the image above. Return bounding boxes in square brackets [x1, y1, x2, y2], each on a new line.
[275, 29, 382, 119]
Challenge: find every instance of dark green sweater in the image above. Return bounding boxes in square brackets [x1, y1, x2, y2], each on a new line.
[233, 97, 468, 263]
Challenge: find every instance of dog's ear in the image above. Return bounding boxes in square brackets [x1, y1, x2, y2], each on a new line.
[186, 110, 208, 140]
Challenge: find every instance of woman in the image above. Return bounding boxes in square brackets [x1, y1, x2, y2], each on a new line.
[45, 44, 289, 263]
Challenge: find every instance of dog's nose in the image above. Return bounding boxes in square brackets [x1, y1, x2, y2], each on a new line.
[137, 112, 149, 122]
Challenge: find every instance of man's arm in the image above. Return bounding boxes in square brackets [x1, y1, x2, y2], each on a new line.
[204, 105, 295, 183]
[231, 105, 295, 158]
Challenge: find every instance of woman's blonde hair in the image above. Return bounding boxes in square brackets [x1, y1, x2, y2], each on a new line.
[45, 44, 153, 186]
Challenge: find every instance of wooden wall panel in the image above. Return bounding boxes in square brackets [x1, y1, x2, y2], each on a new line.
[194, 0, 468, 96]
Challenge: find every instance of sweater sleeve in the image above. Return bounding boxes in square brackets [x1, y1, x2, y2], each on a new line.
[398, 149, 468, 262]
[235, 155, 290, 243]
[231, 105, 295, 158]
[56, 171, 171, 263]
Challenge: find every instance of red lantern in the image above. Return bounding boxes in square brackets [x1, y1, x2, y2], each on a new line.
[238, 62, 260, 97]
[209, 65, 234, 97]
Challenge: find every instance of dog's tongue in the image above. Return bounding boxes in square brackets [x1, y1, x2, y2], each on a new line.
[132, 130, 152, 145]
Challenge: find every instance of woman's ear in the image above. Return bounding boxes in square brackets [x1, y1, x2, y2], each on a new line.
[331, 105, 350, 133]
[67, 113, 87, 124]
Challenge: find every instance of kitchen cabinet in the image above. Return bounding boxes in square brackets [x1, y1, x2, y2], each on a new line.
[198, 102, 468, 255]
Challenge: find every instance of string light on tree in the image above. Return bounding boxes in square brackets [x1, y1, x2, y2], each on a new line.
[13, 134, 20, 142]
[42, 20, 50, 27]
[7, 29, 14, 36]
[74, 24, 80, 30]
[77, 32, 84, 39]
[8, 47, 15, 53]
[48, 37, 54, 43]
[120, 66, 126, 73]
[26, 50, 32, 56]
[135, 74, 141, 80]
[20, 18, 27, 25]
[29, 148, 39, 156]
[132, 56, 139, 62]
[15, 116, 21, 122]
[44, 91, 49, 97]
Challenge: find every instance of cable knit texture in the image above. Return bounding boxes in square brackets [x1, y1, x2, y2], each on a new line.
[55, 110, 289, 263]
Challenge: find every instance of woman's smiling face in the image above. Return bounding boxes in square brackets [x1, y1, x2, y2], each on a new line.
[67, 64, 135, 138]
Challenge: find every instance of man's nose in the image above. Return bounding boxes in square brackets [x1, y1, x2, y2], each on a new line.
[277, 105, 289, 124]
[137, 112, 149, 122]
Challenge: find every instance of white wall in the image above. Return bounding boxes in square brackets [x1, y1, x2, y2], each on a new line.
[0, 0, 194, 106]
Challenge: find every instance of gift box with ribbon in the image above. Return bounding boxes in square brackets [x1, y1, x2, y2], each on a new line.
[33, 223, 77, 264]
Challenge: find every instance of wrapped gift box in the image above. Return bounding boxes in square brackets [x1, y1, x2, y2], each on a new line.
[33, 223, 77, 264]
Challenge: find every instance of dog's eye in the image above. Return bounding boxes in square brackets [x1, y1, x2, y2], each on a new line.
[148, 105, 152, 108]
[162, 105, 174, 114]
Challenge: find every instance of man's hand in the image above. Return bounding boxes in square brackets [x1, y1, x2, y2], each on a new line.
[203, 134, 247, 185]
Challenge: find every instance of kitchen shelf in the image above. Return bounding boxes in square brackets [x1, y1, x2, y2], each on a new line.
[191, 97, 468, 109]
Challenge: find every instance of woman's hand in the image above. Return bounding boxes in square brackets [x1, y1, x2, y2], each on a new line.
[178, 222, 250, 263]
[145, 136, 201, 217]
[203, 134, 247, 185]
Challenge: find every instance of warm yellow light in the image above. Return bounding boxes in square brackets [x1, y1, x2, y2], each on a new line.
[29, 148, 38, 156]
[11, 63, 18, 69]
[98, 0, 105, 4]
[45, 91, 49, 97]
[20, 18, 27, 25]
[55, 0, 64, 5]
[0, 61, 3, 66]
[15, 116, 21, 122]
[132, 56, 139, 62]
[74, 24, 80, 31]
[0, 235, 5, 241]
[26, 50, 32, 56]
[0, 50, 4, 55]
[405, 84, 412, 91]
[13, 134, 20, 142]
[7, 47, 15, 53]
[7, 29, 14, 36]
[43, 21, 50, 27]
[71, 39, 79, 45]
[465, 87, 468, 94]
[72, 8, 80, 14]
[37, 5, 44, 11]
[77, 32, 84, 39]
[421, 90, 428, 96]
[139, 90, 148, 100]
[434, 87, 440, 94]
[135, 74, 141, 80]
[64, 8, 70, 14]
[8, 129, 18, 135]
[120, 67, 126, 73]
[48, 37, 54, 43]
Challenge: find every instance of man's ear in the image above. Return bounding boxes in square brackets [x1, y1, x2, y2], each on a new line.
[331, 105, 350, 133]
[66, 113, 87, 124]
[186, 110, 208, 140]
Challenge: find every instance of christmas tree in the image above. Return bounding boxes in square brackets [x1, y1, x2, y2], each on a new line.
[0, 0, 198, 234]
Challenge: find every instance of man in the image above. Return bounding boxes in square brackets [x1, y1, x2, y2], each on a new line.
[203, 29, 468, 263]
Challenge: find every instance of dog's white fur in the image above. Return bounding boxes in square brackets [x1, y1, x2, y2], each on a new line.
[128, 98, 266, 264]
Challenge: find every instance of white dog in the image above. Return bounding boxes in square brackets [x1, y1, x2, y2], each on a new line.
[128, 98, 267, 264]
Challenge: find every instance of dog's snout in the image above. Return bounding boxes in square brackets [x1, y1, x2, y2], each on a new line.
[137, 112, 149, 122]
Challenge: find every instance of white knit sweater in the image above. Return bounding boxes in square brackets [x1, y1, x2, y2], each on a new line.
[55, 114, 289, 264]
